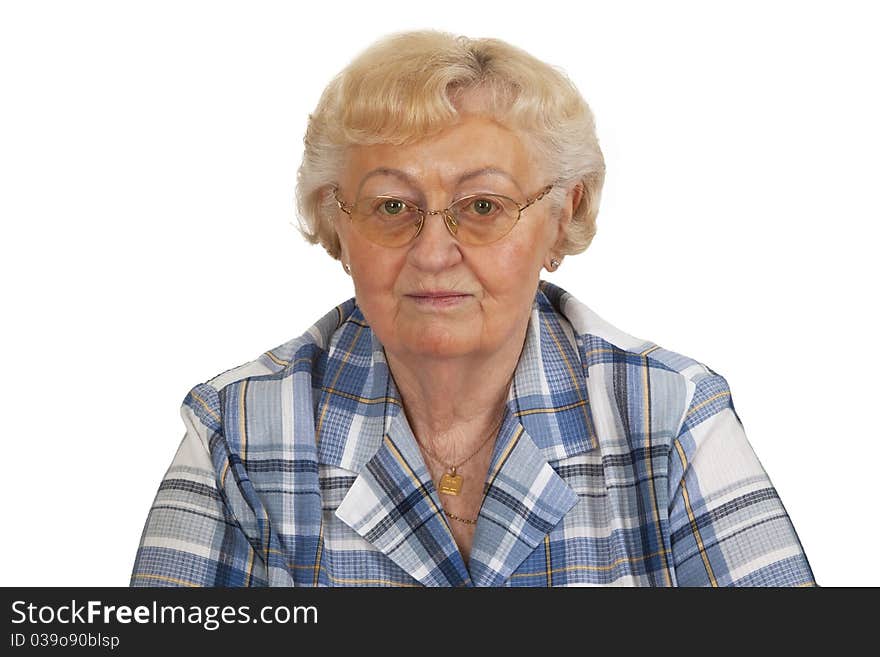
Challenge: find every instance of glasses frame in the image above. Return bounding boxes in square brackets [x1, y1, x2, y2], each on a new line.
[331, 183, 555, 247]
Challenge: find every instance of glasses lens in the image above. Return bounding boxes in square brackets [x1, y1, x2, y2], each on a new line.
[449, 194, 519, 245]
[347, 193, 521, 246]
[352, 196, 422, 247]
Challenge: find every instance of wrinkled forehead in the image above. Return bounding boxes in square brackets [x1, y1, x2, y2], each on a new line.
[341, 114, 541, 198]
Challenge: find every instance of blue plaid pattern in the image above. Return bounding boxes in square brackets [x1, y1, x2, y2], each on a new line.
[130, 280, 816, 587]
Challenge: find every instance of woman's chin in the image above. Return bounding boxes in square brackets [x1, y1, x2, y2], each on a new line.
[397, 327, 478, 360]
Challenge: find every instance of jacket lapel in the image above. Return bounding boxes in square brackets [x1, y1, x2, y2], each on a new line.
[466, 413, 580, 586]
[334, 409, 472, 587]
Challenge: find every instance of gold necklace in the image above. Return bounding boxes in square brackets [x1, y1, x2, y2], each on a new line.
[416, 412, 506, 497]
[445, 510, 478, 525]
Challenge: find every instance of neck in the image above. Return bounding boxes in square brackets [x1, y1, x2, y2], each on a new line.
[384, 318, 529, 463]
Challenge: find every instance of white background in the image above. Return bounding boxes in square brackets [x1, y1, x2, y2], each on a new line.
[1, 0, 876, 586]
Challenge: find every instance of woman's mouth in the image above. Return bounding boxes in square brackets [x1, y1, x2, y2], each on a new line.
[406, 292, 472, 308]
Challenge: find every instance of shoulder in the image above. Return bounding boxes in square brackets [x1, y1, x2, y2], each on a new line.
[538, 280, 732, 431]
[181, 297, 360, 419]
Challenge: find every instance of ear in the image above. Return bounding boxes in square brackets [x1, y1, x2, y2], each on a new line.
[334, 219, 348, 259]
[327, 189, 352, 273]
[551, 181, 584, 251]
[335, 228, 351, 275]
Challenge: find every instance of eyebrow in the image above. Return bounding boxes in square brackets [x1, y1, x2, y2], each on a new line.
[357, 166, 523, 196]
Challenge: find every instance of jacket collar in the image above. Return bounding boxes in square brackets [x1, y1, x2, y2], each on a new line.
[317, 281, 598, 586]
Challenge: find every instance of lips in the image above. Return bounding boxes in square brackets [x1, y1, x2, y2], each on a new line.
[405, 291, 472, 308]
[408, 291, 470, 298]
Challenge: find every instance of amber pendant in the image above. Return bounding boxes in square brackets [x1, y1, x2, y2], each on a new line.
[438, 467, 463, 496]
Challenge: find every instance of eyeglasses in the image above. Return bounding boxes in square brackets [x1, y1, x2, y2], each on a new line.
[331, 183, 554, 247]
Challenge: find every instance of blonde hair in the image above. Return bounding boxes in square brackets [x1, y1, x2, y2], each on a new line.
[295, 29, 605, 260]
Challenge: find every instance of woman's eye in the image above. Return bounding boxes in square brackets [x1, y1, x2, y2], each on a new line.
[381, 199, 406, 215]
[471, 198, 496, 215]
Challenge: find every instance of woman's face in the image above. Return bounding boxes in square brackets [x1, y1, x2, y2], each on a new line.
[333, 114, 571, 363]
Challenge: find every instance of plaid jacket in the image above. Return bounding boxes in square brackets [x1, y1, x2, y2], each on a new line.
[130, 280, 816, 587]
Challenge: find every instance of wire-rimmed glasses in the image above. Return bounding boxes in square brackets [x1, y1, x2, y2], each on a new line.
[331, 183, 554, 247]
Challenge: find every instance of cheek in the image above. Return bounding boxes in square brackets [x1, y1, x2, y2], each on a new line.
[474, 228, 548, 323]
[483, 236, 545, 289]
[350, 247, 405, 311]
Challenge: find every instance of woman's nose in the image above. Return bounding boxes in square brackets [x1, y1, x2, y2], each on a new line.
[405, 207, 463, 271]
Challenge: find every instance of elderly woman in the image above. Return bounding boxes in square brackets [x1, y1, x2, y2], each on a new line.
[131, 30, 816, 587]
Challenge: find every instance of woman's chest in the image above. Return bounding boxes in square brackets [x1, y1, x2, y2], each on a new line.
[255, 454, 676, 587]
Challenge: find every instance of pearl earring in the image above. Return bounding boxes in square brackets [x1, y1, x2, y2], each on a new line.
[342, 262, 351, 275]
[550, 258, 561, 270]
